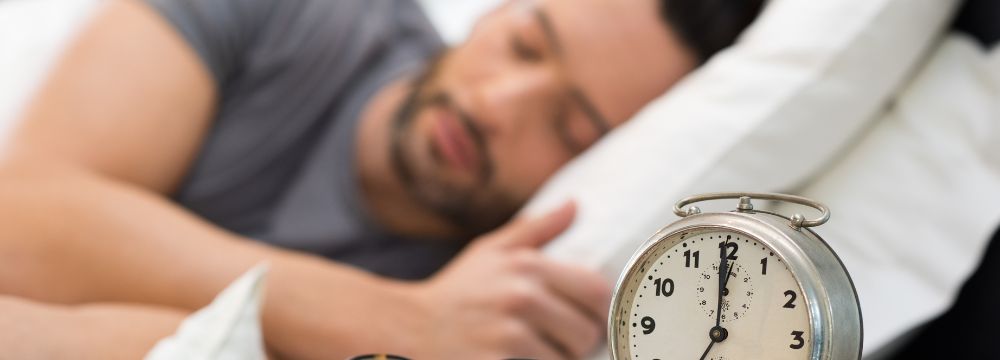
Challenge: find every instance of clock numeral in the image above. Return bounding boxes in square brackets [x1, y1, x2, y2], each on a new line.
[652, 278, 674, 297]
[718, 241, 739, 261]
[760, 257, 768, 275]
[640, 316, 656, 335]
[783, 290, 797, 309]
[683, 250, 700, 268]
[789, 331, 805, 349]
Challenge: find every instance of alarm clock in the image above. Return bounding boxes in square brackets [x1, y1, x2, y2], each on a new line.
[608, 192, 861, 360]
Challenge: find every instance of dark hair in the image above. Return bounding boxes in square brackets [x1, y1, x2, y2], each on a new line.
[659, 0, 766, 63]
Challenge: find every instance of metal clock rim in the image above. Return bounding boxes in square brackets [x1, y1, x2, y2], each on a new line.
[673, 192, 831, 229]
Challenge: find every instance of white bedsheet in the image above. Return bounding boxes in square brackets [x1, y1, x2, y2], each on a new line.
[0, 0, 99, 135]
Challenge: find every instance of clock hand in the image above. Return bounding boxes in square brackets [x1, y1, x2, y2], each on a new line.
[701, 239, 735, 360]
[721, 258, 735, 321]
[698, 339, 715, 360]
[716, 240, 730, 328]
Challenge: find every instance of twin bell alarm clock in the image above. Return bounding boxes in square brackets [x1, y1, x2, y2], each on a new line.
[608, 192, 862, 360]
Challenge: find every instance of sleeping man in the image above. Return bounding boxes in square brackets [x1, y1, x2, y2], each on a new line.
[0, 0, 761, 358]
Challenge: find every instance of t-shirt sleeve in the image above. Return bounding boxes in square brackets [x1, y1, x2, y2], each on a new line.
[144, 0, 277, 86]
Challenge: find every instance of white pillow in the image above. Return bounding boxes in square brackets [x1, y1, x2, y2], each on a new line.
[145, 264, 269, 360]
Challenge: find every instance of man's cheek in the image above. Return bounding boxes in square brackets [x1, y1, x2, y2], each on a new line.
[492, 153, 563, 202]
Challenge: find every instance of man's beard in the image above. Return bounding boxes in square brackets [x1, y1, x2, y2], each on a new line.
[389, 54, 522, 238]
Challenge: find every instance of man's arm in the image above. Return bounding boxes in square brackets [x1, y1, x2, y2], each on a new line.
[0, 296, 185, 359]
[0, 155, 412, 358]
[0, 2, 419, 357]
[0, 1, 609, 358]
[7, 0, 214, 194]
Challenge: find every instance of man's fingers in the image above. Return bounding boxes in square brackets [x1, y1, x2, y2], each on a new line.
[521, 283, 603, 358]
[536, 259, 613, 323]
[494, 201, 576, 249]
[506, 332, 569, 360]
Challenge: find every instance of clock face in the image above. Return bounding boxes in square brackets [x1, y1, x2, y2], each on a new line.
[612, 228, 812, 359]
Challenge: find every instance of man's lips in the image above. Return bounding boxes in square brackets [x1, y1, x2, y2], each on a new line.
[431, 106, 480, 173]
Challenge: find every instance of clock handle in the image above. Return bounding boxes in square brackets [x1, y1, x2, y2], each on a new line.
[673, 192, 830, 230]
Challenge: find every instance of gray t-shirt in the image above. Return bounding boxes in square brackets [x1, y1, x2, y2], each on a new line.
[145, 0, 461, 279]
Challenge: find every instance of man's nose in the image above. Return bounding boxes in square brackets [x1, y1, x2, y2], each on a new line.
[472, 68, 562, 135]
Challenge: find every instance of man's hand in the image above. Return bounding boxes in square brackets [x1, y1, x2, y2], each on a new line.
[401, 202, 610, 359]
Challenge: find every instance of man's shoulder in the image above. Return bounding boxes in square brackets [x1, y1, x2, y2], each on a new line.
[143, 0, 440, 87]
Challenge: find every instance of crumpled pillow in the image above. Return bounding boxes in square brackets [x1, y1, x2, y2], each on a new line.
[145, 264, 269, 360]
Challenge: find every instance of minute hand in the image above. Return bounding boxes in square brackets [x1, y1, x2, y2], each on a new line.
[701, 241, 734, 360]
[716, 241, 733, 327]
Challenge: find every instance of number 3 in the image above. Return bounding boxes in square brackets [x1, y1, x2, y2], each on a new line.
[789, 330, 805, 349]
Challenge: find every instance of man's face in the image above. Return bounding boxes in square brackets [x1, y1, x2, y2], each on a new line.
[391, 0, 696, 236]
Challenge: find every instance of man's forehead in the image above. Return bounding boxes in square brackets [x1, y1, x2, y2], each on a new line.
[534, 0, 695, 125]
[537, 0, 660, 25]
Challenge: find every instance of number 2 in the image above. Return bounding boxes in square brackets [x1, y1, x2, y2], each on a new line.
[783, 290, 797, 309]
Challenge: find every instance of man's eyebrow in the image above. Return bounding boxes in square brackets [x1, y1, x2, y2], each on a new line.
[534, 9, 563, 55]
[534, 8, 612, 135]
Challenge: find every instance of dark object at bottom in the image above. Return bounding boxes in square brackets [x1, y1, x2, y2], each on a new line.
[889, 223, 1000, 359]
[952, 0, 1000, 47]
[349, 355, 410, 360]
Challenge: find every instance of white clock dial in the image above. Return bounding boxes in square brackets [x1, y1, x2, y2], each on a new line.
[612, 229, 811, 359]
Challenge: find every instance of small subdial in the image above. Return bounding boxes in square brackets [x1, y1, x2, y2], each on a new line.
[696, 262, 754, 322]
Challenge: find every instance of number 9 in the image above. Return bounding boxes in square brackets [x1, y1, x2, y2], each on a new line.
[641, 316, 656, 335]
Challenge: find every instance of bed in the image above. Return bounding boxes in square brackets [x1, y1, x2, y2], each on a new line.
[2, 0, 998, 358]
